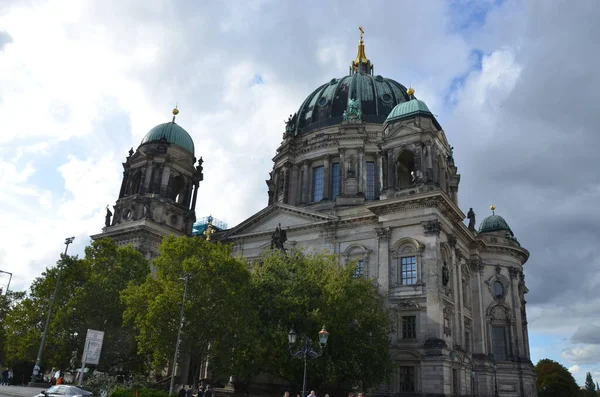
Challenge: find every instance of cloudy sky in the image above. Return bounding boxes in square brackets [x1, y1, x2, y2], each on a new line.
[1, 0, 599, 385]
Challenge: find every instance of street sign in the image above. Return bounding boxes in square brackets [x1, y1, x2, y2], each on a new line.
[82, 329, 104, 365]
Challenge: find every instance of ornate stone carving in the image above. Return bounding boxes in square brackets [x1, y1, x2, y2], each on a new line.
[343, 97, 362, 122]
[376, 226, 391, 242]
[395, 300, 420, 310]
[469, 259, 484, 274]
[447, 234, 457, 248]
[495, 264, 502, 274]
[422, 219, 441, 236]
[454, 248, 462, 260]
[509, 267, 521, 279]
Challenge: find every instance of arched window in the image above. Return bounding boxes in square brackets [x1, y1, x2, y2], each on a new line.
[171, 175, 184, 202]
[343, 245, 370, 278]
[129, 171, 142, 195]
[391, 238, 421, 288]
[397, 150, 415, 188]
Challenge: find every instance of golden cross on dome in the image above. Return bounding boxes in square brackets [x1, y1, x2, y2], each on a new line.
[359, 26, 364, 41]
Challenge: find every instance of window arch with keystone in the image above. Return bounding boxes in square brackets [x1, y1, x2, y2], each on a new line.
[390, 238, 422, 288]
[343, 244, 371, 278]
[486, 302, 513, 362]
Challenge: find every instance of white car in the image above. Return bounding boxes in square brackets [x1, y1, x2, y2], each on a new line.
[35, 385, 94, 397]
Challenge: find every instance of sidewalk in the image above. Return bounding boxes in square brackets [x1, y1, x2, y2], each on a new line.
[0, 385, 46, 397]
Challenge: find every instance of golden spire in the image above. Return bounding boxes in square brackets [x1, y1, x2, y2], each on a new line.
[407, 87, 415, 97]
[490, 204, 496, 215]
[172, 105, 179, 122]
[352, 26, 370, 73]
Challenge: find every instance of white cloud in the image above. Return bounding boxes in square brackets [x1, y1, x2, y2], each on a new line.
[569, 365, 581, 374]
[562, 345, 600, 365]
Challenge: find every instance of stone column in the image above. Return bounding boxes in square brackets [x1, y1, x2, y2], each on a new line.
[142, 162, 153, 194]
[289, 163, 299, 206]
[377, 154, 383, 192]
[307, 162, 314, 202]
[376, 227, 391, 290]
[160, 166, 171, 197]
[339, 148, 346, 196]
[283, 165, 290, 204]
[359, 148, 366, 193]
[387, 148, 396, 188]
[509, 267, 525, 357]
[301, 160, 309, 204]
[323, 155, 331, 200]
[456, 251, 465, 349]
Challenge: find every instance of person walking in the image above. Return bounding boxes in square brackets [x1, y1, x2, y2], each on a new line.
[7, 369, 13, 385]
[204, 385, 213, 397]
[178, 386, 186, 397]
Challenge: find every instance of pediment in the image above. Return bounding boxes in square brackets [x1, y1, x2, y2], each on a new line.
[223, 203, 336, 238]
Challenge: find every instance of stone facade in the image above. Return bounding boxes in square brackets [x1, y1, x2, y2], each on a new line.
[219, 88, 536, 395]
[91, 136, 202, 261]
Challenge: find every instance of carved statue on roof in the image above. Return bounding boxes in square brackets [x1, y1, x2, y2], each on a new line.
[105, 205, 113, 228]
[343, 98, 362, 122]
[285, 113, 298, 134]
[467, 208, 476, 231]
[270, 223, 287, 251]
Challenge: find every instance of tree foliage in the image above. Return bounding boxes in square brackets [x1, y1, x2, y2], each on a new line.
[535, 359, 580, 397]
[246, 249, 393, 391]
[1, 239, 149, 374]
[121, 236, 254, 377]
[585, 372, 597, 397]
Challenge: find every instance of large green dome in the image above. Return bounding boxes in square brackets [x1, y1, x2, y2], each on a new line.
[479, 214, 514, 236]
[140, 121, 195, 154]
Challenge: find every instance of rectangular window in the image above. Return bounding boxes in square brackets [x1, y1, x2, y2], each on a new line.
[465, 331, 470, 352]
[312, 166, 324, 202]
[331, 163, 340, 199]
[366, 161, 376, 200]
[401, 315, 416, 339]
[399, 366, 415, 392]
[453, 368, 459, 394]
[353, 259, 364, 278]
[492, 326, 508, 361]
[400, 256, 417, 285]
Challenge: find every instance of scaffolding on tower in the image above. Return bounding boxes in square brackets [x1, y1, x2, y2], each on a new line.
[192, 215, 228, 236]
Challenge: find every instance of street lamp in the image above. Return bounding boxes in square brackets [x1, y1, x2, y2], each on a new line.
[288, 326, 329, 397]
[492, 362, 499, 397]
[169, 274, 190, 396]
[30, 237, 75, 386]
[0, 270, 12, 295]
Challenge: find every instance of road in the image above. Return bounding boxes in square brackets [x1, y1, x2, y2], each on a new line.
[0, 386, 45, 397]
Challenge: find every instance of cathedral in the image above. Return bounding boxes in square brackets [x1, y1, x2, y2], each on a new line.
[92, 29, 536, 397]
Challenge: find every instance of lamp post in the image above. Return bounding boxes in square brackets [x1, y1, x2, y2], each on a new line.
[288, 326, 329, 397]
[492, 362, 499, 397]
[0, 270, 12, 295]
[169, 274, 190, 396]
[30, 237, 75, 385]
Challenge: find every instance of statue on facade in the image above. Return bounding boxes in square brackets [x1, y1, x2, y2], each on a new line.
[105, 206, 113, 228]
[442, 261, 450, 287]
[285, 113, 298, 134]
[343, 98, 362, 122]
[447, 146, 455, 164]
[347, 157, 356, 178]
[467, 208, 476, 231]
[196, 157, 204, 181]
[270, 223, 287, 250]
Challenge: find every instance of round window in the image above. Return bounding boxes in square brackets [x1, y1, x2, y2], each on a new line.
[122, 209, 132, 220]
[317, 97, 328, 107]
[381, 93, 393, 103]
[375, 75, 384, 82]
[329, 78, 338, 85]
[492, 281, 505, 299]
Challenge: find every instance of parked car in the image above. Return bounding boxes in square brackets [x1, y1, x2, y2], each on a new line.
[34, 385, 94, 397]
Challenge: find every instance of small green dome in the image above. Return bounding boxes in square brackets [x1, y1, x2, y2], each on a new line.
[479, 214, 514, 236]
[140, 122, 195, 154]
[385, 98, 433, 125]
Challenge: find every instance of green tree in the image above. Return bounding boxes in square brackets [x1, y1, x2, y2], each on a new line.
[0, 289, 26, 364]
[2, 239, 149, 374]
[247, 249, 393, 391]
[535, 359, 579, 397]
[121, 235, 254, 379]
[585, 372, 596, 397]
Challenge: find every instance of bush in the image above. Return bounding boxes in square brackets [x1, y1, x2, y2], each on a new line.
[111, 388, 170, 397]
